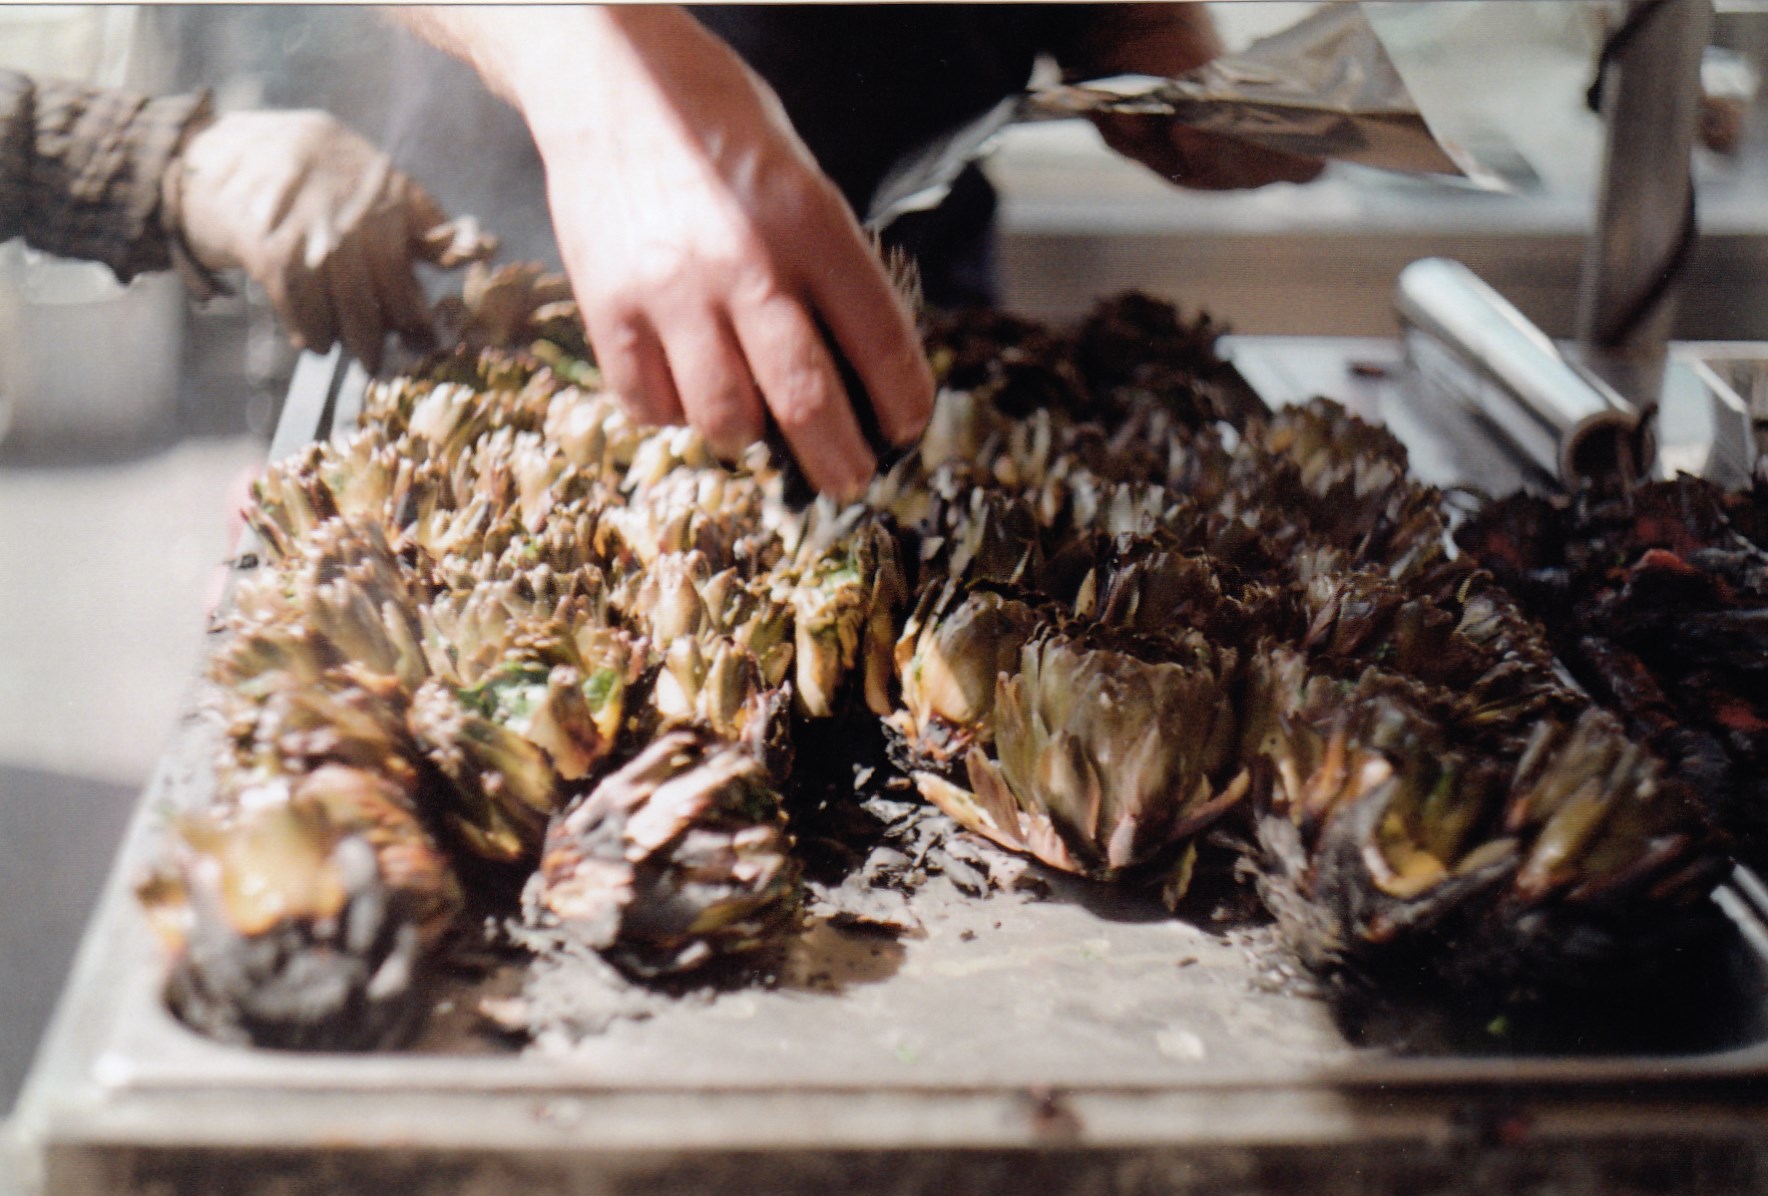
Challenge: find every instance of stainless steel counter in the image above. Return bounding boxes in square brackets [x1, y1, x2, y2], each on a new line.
[13, 340, 1768, 1196]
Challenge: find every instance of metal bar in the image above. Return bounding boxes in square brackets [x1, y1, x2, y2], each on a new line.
[1575, 0, 1714, 405]
[1713, 885, 1768, 970]
[329, 361, 372, 436]
[267, 347, 345, 463]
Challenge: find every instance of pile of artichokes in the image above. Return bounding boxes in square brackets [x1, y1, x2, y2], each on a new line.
[139, 273, 1726, 1047]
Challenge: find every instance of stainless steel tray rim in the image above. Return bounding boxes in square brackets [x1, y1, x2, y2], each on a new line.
[22, 340, 1768, 1191]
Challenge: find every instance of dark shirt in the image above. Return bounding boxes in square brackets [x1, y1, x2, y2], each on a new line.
[693, 6, 1086, 307]
[691, 5, 1083, 220]
[383, 7, 1085, 308]
[0, 69, 212, 283]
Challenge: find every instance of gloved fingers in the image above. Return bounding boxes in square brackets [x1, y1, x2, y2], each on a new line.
[586, 308, 685, 428]
[416, 217, 500, 270]
[404, 183, 449, 243]
[263, 248, 338, 359]
[405, 180, 498, 269]
[362, 214, 439, 354]
[658, 307, 766, 461]
[323, 242, 391, 373]
[525, 269, 576, 308]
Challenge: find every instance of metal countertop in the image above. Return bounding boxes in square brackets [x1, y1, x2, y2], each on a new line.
[13, 339, 1768, 1196]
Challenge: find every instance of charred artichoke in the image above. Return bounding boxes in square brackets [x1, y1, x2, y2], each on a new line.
[533, 730, 801, 976]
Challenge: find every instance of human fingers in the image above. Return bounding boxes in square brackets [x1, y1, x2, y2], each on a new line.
[658, 307, 767, 460]
[800, 234, 933, 449]
[1089, 113, 1176, 178]
[1166, 127, 1323, 190]
[585, 308, 685, 428]
[732, 290, 875, 499]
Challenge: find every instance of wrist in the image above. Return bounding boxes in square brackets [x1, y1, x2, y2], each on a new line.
[467, 7, 675, 128]
[159, 104, 235, 299]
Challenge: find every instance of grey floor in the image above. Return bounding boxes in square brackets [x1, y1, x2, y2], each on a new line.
[0, 412, 264, 1114]
[0, 766, 137, 1114]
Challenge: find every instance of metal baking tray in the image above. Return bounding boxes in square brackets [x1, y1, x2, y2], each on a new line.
[14, 340, 1768, 1196]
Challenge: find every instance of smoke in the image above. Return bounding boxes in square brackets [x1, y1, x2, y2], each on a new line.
[379, 27, 562, 287]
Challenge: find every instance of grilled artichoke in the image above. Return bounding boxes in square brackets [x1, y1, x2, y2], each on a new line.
[138, 765, 461, 1050]
[533, 730, 801, 976]
[1460, 478, 1768, 859]
[1252, 648, 1723, 991]
[893, 582, 1042, 765]
[919, 629, 1248, 898]
[155, 278, 1738, 1051]
[784, 514, 907, 718]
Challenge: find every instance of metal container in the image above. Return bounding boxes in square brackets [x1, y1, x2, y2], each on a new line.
[14, 345, 1768, 1196]
[0, 8, 187, 453]
[1690, 343, 1768, 477]
[1654, 343, 1764, 487]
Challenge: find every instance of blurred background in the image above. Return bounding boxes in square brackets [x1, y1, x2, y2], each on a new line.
[2, 1, 1767, 1113]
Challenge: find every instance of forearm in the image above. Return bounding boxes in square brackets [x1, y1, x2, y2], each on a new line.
[395, 4, 928, 494]
[392, 4, 817, 226]
[391, 6, 681, 123]
[0, 68, 213, 281]
[1059, 3, 1224, 80]
[390, 5, 548, 110]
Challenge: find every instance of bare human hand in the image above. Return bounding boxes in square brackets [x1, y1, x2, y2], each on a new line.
[400, 6, 933, 500]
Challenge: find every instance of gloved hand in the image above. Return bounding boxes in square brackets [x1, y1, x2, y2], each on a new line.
[1060, 3, 1325, 193]
[164, 110, 496, 372]
[1089, 120, 1326, 192]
